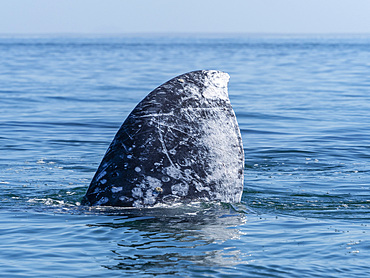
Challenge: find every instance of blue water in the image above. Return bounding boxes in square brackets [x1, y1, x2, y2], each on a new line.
[1, 34, 370, 277]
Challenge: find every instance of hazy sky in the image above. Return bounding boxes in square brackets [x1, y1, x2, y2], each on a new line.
[1, 0, 370, 34]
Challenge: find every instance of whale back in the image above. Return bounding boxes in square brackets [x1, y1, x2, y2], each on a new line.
[81, 70, 244, 207]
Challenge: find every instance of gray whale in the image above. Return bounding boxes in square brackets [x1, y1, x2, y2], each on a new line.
[81, 70, 244, 208]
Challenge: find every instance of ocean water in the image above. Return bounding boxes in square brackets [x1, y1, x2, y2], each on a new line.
[1, 34, 370, 277]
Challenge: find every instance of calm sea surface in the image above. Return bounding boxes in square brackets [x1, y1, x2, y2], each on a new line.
[1, 35, 370, 277]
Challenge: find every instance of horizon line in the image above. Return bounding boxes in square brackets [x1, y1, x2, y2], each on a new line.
[1, 32, 370, 37]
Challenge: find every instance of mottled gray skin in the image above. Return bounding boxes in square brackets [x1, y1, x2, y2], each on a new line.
[81, 70, 244, 208]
